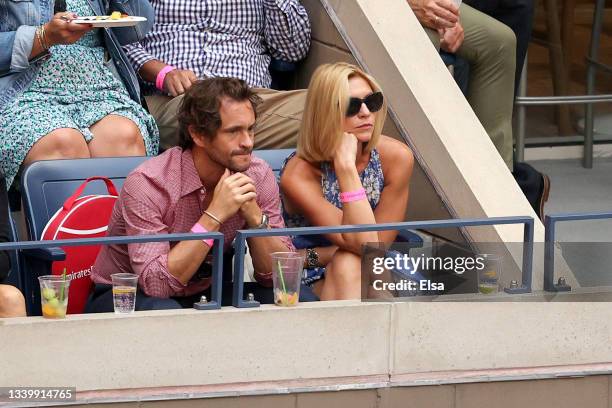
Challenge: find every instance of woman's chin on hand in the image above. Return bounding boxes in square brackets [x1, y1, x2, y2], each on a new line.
[353, 130, 372, 143]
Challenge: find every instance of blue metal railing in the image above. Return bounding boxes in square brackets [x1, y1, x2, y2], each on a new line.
[232, 216, 535, 307]
[0, 232, 225, 311]
[0, 216, 535, 310]
[544, 211, 612, 292]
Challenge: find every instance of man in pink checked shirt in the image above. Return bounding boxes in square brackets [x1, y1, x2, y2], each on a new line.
[86, 77, 316, 312]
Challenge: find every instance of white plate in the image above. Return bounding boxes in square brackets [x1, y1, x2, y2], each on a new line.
[72, 16, 147, 27]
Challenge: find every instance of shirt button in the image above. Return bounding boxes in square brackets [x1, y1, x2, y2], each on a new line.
[200, 188, 205, 194]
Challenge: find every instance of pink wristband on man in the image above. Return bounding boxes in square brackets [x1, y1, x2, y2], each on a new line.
[191, 222, 214, 248]
[155, 65, 176, 91]
[339, 188, 367, 203]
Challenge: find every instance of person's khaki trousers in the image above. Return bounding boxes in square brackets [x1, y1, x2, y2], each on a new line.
[146, 88, 307, 151]
[426, 4, 516, 169]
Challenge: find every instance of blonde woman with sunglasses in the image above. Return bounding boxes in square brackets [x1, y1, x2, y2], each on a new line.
[279, 63, 414, 300]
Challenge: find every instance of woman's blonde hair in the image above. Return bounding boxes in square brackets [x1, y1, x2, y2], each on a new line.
[297, 62, 387, 163]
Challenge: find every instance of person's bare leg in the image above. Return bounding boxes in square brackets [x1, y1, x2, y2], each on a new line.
[320, 250, 362, 300]
[319, 272, 336, 300]
[0, 285, 26, 318]
[24, 129, 91, 165]
[88, 115, 145, 157]
[311, 279, 325, 298]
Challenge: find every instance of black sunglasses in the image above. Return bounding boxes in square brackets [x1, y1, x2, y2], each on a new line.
[346, 92, 384, 117]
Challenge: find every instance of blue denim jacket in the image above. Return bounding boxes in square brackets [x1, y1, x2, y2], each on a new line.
[0, 0, 154, 108]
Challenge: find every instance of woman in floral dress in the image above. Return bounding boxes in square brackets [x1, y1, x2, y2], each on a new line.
[280, 63, 415, 300]
[0, 0, 158, 188]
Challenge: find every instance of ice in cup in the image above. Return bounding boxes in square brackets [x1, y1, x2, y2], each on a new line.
[39, 275, 70, 319]
[271, 252, 304, 306]
[111, 273, 138, 314]
[478, 254, 502, 294]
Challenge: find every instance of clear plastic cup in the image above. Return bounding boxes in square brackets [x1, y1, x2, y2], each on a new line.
[478, 254, 502, 294]
[111, 273, 138, 314]
[271, 252, 304, 306]
[39, 275, 71, 319]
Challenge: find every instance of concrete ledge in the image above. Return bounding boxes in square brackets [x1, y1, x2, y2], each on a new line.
[3, 300, 612, 398]
[392, 302, 612, 374]
[0, 301, 390, 391]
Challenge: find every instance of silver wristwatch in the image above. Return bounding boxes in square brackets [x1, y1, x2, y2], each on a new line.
[252, 213, 269, 229]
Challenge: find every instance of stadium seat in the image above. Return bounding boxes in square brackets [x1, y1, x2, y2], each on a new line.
[253, 148, 294, 178]
[20, 157, 149, 315]
[2, 211, 23, 292]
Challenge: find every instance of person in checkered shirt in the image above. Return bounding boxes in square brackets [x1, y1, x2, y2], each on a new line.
[123, 0, 311, 152]
[88, 78, 317, 312]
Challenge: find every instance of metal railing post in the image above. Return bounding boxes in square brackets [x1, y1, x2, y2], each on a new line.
[521, 217, 534, 292]
[232, 231, 259, 308]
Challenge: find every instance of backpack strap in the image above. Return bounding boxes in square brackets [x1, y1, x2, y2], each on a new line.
[63, 177, 119, 211]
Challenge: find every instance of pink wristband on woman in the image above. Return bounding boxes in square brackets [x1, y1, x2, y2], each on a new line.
[155, 65, 176, 91]
[191, 222, 214, 248]
[340, 188, 367, 203]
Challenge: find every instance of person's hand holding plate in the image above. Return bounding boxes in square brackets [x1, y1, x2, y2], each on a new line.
[44, 12, 94, 46]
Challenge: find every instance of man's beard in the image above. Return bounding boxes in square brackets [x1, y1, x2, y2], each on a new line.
[209, 148, 252, 173]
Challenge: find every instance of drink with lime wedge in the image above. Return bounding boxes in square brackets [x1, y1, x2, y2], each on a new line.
[39, 275, 70, 318]
[271, 252, 304, 307]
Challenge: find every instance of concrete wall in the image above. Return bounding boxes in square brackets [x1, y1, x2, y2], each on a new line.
[2, 301, 612, 404]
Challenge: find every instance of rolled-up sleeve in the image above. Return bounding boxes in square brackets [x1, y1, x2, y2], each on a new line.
[121, 184, 187, 298]
[10, 25, 36, 71]
[0, 26, 35, 74]
[262, 0, 311, 62]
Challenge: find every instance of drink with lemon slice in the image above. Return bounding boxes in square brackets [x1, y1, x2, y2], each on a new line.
[477, 254, 502, 294]
[111, 273, 138, 314]
[112, 286, 137, 313]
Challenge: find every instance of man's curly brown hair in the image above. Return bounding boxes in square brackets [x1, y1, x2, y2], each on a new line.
[177, 77, 262, 149]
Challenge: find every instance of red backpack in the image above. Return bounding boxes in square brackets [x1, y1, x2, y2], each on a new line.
[41, 177, 118, 314]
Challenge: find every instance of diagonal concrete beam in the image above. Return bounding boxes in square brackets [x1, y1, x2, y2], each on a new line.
[312, 0, 580, 289]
